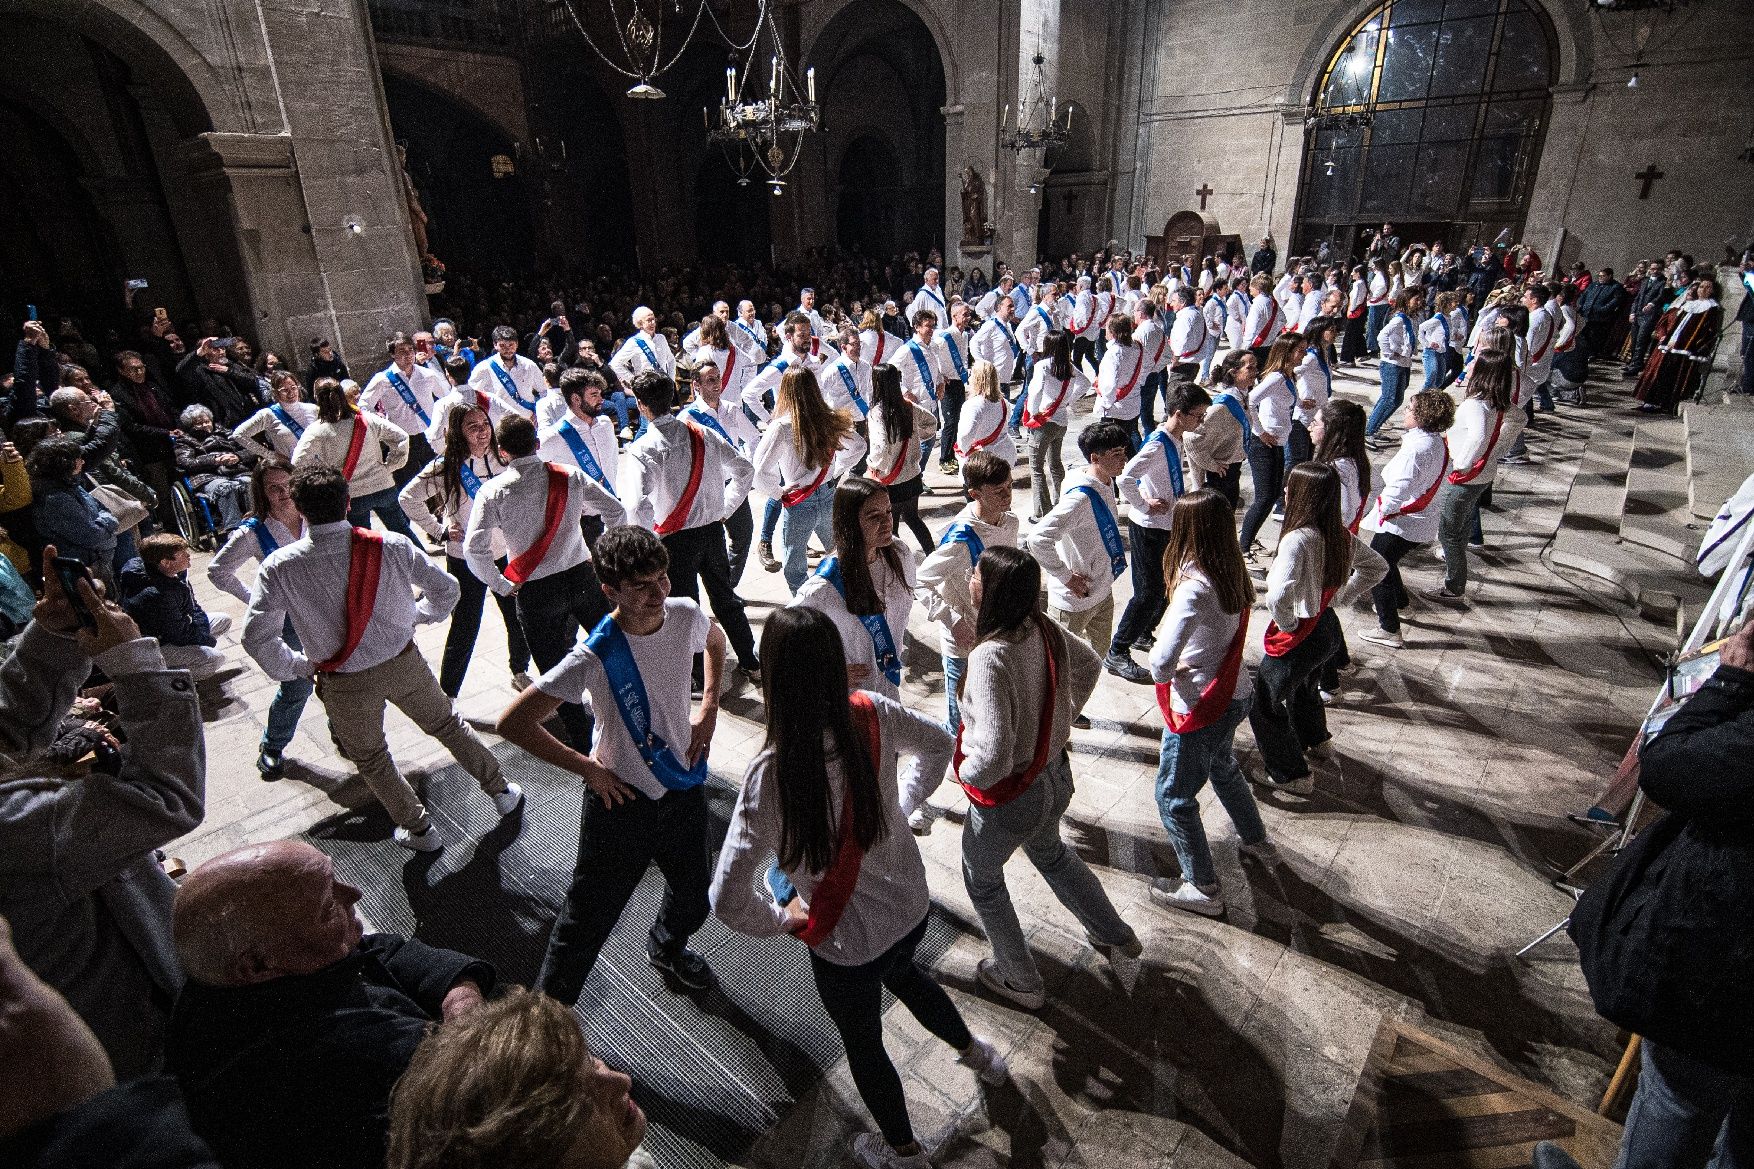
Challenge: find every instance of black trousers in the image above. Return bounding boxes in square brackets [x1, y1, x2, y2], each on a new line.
[393, 433, 435, 490]
[1112, 522, 1171, 654]
[724, 498, 754, 584]
[887, 476, 935, 554]
[537, 784, 712, 1005]
[1247, 609, 1340, 783]
[1239, 440, 1285, 552]
[1284, 420, 1313, 472]
[1368, 531, 1417, 634]
[663, 520, 759, 668]
[1206, 462, 1242, 508]
[441, 554, 530, 696]
[939, 379, 966, 464]
[514, 561, 608, 750]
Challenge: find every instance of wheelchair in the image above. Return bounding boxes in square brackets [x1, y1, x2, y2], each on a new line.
[168, 478, 220, 551]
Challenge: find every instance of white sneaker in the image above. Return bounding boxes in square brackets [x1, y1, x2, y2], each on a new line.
[1239, 839, 1282, 865]
[907, 806, 933, 836]
[1361, 628, 1404, 649]
[976, 958, 1045, 1011]
[394, 825, 443, 852]
[511, 671, 533, 691]
[957, 1033, 1010, 1084]
[1318, 688, 1336, 705]
[1251, 771, 1316, 796]
[849, 1132, 931, 1169]
[492, 782, 525, 817]
[1149, 877, 1225, 917]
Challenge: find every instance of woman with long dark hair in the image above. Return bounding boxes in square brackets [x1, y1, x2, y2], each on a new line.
[1311, 398, 1382, 698]
[1359, 390, 1455, 649]
[751, 367, 866, 592]
[1021, 328, 1088, 519]
[1185, 349, 1254, 507]
[398, 403, 532, 696]
[1238, 334, 1302, 558]
[863, 363, 938, 552]
[1149, 490, 1276, 916]
[1431, 347, 1514, 599]
[955, 545, 1137, 1008]
[710, 607, 1003, 1169]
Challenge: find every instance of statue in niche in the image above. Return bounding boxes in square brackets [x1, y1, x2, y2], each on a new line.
[397, 143, 431, 259]
[961, 166, 988, 245]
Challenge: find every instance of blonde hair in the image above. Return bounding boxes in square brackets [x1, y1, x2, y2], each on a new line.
[968, 360, 1002, 403]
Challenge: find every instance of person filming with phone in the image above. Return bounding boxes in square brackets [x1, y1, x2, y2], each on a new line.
[175, 335, 259, 429]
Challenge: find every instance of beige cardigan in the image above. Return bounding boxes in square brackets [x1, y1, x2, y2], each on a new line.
[290, 412, 410, 497]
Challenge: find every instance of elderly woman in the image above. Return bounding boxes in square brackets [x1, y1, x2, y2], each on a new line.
[172, 404, 257, 535]
[27, 436, 118, 587]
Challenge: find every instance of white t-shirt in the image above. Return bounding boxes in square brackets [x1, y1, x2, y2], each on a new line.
[536, 598, 711, 801]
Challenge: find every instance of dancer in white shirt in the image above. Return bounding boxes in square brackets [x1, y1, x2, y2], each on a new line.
[1021, 330, 1087, 519]
[1360, 390, 1455, 648]
[467, 325, 549, 424]
[954, 361, 1015, 467]
[1367, 288, 1424, 445]
[862, 364, 939, 553]
[1025, 419, 1134, 668]
[537, 368, 620, 499]
[1430, 347, 1513, 599]
[609, 306, 678, 389]
[1093, 313, 1146, 444]
[1238, 336, 1301, 557]
[360, 331, 446, 487]
[291, 377, 416, 540]
[751, 367, 867, 592]
[233, 371, 318, 462]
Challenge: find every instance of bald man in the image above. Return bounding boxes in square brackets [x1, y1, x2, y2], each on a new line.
[166, 841, 495, 1169]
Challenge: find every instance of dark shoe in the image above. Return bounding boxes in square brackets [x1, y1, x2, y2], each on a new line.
[1103, 651, 1152, 685]
[1531, 1142, 1584, 1169]
[1071, 713, 1092, 729]
[257, 748, 285, 780]
[650, 947, 716, 992]
[758, 541, 780, 573]
[1133, 633, 1156, 652]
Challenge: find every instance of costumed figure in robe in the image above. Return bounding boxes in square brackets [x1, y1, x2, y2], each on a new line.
[1634, 278, 1722, 414]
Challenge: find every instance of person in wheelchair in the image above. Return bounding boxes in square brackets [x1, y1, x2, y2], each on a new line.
[172, 406, 257, 538]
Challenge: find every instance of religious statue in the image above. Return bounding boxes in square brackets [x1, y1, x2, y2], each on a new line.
[396, 143, 431, 260]
[961, 166, 988, 245]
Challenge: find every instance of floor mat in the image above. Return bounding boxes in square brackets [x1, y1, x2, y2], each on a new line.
[303, 743, 960, 1167]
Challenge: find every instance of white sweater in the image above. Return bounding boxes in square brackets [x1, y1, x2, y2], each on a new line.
[1265, 527, 1377, 636]
[1025, 471, 1124, 613]
[1149, 568, 1250, 715]
[915, 504, 1021, 657]
[958, 617, 1101, 790]
[1445, 398, 1505, 488]
[290, 412, 409, 497]
[1362, 428, 1450, 543]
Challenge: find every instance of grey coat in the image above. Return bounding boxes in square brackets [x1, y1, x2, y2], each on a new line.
[0, 621, 206, 1079]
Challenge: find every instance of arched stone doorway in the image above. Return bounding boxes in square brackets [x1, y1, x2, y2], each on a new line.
[1292, 0, 1556, 258]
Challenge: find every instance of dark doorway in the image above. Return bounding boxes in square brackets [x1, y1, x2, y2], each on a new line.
[836, 135, 906, 257]
[695, 155, 772, 266]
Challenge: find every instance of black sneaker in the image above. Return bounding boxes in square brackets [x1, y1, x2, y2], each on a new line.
[257, 748, 285, 781]
[649, 947, 716, 992]
[1103, 651, 1152, 685]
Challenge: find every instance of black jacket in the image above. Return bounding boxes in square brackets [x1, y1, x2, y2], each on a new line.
[1631, 275, 1670, 318]
[1250, 247, 1277, 276]
[110, 377, 182, 464]
[174, 352, 260, 430]
[171, 429, 255, 494]
[9, 339, 57, 426]
[0, 1077, 220, 1169]
[120, 558, 215, 648]
[1578, 279, 1628, 324]
[169, 934, 495, 1169]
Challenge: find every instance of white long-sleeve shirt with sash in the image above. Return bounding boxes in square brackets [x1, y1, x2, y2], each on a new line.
[1118, 428, 1187, 532]
[710, 691, 952, 968]
[1264, 526, 1374, 638]
[886, 336, 947, 416]
[1445, 398, 1504, 489]
[538, 411, 620, 493]
[1348, 278, 1369, 317]
[1248, 372, 1296, 447]
[1134, 314, 1167, 377]
[1168, 305, 1210, 368]
[858, 327, 896, 369]
[467, 352, 548, 420]
[864, 401, 936, 486]
[1068, 288, 1098, 338]
[794, 305, 830, 338]
[1025, 470, 1124, 613]
[751, 416, 867, 503]
[935, 326, 973, 391]
[290, 411, 409, 497]
[1014, 302, 1057, 355]
[463, 455, 627, 596]
[609, 330, 676, 385]
[233, 401, 318, 461]
[955, 395, 1015, 464]
[730, 316, 770, 362]
[625, 413, 753, 533]
[1367, 271, 1390, 307]
[1361, 428, 1449, 543]
[1224, 290, 1251, 349]
[1294, 350, 1333, 427]
[906, 283, 949, 325]
[1024, 363, 1088, 428]
[1417, 313, 1450, 356]
[1201, 296, 1228, 350]
[1376, 310, 1416, 368]
[399, 451, 511, 559]
[915, 503, 1020, 657]
[680, 395, 761, 457]
[1332, 456, 1367, 534]
[694, 343, 754, 402]
[819, 354, 873, 419]
[959, 618, 1101, 792]
[208, 514, 303, 605]
[793, 545, 918, 702]
[971, 316, 1023, 384]
[740, 341, 832, 422]
[361, 361, 446, 439]
[1148, 568, 1251, 716]
[1094, 340, 1146, 423]
[425, 385, 503, 450]
[242, 522, 455, 681]
[1243, 292, 1285, 351]
[1447, 307, 1469, 355]
[1554, 304, 1582, 359]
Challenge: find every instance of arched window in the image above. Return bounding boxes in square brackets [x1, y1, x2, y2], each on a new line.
[1294, 0, 1555, 254]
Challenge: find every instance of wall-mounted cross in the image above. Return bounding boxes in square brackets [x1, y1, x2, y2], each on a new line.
[1634, 164, 1664, 200]
[1195, 183, 1215, 211]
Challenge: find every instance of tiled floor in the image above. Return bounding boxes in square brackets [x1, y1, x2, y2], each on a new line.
[170, 360, 1688, 1168]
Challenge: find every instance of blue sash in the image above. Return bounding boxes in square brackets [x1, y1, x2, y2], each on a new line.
[816, 555, 901, 686]
[1213, 391, 1255, 452]
[556, 419, 612, 489]
[243, 517, 279, 558]
[1436, 313, 1450, 351]
[684, 405, 734, 446]
[1033, 306, 1053, 333]
[585, 614, 708, 791]
[633, 335, 664, 373]
[1072, 485, 1127, 579]
[1395, 312, 1413, 347]
[906, 340, 937, 402]
[939, 521, 985, 565]
[919, 286, 945, 312]
[269, 404, 304, 439]
[490, 357, 537, 411]
[795, 307, 819, 336]
[1313, 347, 1330, 386]
[459, 462, 483, 499]
[833, 364, 869, 417]
[941, 332, 968, 382]
[385, 369, 430, 426]
[994, 320, 1021, 365]
[735, 320, 764, 349]
[1146, 431, 1184, 496]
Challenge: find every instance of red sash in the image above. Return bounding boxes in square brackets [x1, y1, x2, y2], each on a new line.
[721, 344, 737, 386]
[656, 424, 706, 536]
[1022, 377, 1074, 429]
[1529, 316, 1554, 363]
[956, 412, 1007, 457]
[1154, 329, 1173, 365]
[1448, 412, 1504, 484]
[795, 692, 881, 947]
[1157, 610, 1248, 735]
[504, 464, 569, 585]
[315, 529, 384, 673]
[1264, 585, 1337, 658]
[1108, 348, 1145, 401]
[474, 389, 493, 415]
[1348, 491, 1367, 536]
[1376, 439, 1450, 521]
[1094, 295, 1114, 336]
[871, 332, 888, 365]
[1249, 300, 1281, 349]
[953, 616, 1060, 807]
[780, 462, 832, 507]
[1347, 304, 1366, 320]
[340, 415, 368, 480]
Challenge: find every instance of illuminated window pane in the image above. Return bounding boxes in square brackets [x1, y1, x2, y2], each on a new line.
[1379, 22, 1440, 102]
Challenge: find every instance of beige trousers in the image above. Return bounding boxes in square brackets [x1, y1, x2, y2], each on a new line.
[1049, 593, 1115, 658]
[317, 643, 505, 832]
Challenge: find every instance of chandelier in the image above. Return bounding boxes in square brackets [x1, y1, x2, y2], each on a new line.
[557, 0, 767, 100]
[707, 12, 820, 195]
[1001, 53, 1071, 154]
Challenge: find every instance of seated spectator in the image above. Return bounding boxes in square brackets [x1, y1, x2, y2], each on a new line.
[172, 405, 256, 535]
[46, 386, 158, 517]
[387, 987, 651, 1169]
[0, 914, 221, 1169]
[27, 438, 118, 586]
[0, 550, 204, 1080]
[0, 438, 32, 574]
[168, 840, 495, 1169]
[119, 533, 231, 680]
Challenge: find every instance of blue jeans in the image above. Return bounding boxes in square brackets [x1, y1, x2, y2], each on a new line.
[1008, 371, 1030, 436]
[780, 479, 836, 593]
[760, 496, 781, 544]
[1365, 303, 1389, 356]
[1421, 349, 1452, 390]
[1367, 362, 1411, 437]
[1532, 377, 1555, 411]
[1155, 693, 1266, 888]
[943, 653, 967, 734]
[263, 620, 314, 753]
[1139, 369, 1170, 432]
[603, 391, 645, 436]
[1616, 1040, 1752, 1169]
[347, 485, 417, 540]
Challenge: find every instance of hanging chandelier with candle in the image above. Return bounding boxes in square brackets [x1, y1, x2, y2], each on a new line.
[706, 11, 821, 195]
[557, 0, 767, 100]
[1001, 53, 1071, 154]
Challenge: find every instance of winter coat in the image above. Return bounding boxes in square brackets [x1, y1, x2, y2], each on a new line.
[119, 558, 215, 647]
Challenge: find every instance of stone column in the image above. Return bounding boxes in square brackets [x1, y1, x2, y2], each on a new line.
[1002, 0, 1061, 268]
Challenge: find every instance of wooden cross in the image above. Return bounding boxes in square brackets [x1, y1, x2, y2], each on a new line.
[1195, 183, 1215, 211]
[1634, 164, 1663, 200]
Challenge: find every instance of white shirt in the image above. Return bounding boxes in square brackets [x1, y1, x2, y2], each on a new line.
[536, 598, 710, 801]
[935, 327, 973, 386]
[1526, 303, 1559, 379]
[609, 330, 676, 385]
[971, 317, 1023, 384]
[1243, 293, 1285, 350]
[954, 396, 1015, 464]
[233, 402, 318, 461]
[1118, 429, 1187, 532]
[1294, 350, 1333, 427]
[751, 415, 867, 502]
[463, 455, 627, 595]
[693, 343, 754, 400]
[858, 327, 896, 368]
[208, 514, 303, 604]
[1224, 291, 1251, 349]
[1367, 272, 1390, 305]
[1265, 526, 1372, 637]
[1024, 364, 1087, 428]
[794, 305, 830, 338]
[679, 396, 760, 457]
[819, 356, 873, 418]
[1362, 428, 1450, 543]
[888, 336, 947, 413]
[625, 413, 753, 532]
[864, 401, 935, 486]
[1202, 296, 1228, 343]
[468, 353, 548, 419]
[1248, 373, 1296, 445]
[1149, 568, 1250, 715]
[730, 317, 769, 360]
[361, 361, 447, 437]
[290, 412, 409, 497]
[742, 342, 831, 421]
[538, 411, 620, 492]
[792, 546, 917, 701]
[399, 450, 512, 558]
[1446, 398, 1504, 488]
[1134, 314, 1167, 375]
[906, 283, 948, 324]
[1168, 305, 1209, 364]
[1376, 310, 1417, 368]
[1015, 302, 1057, 355]
[915, 503, 1021, 656]
[425, 385, 502, 450]
[1025, 470, 1124, 612]
[243, 521, 455, 680]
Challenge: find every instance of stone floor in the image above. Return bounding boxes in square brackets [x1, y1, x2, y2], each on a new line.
[167, 357, 1700, 1169]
